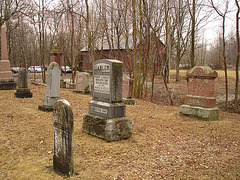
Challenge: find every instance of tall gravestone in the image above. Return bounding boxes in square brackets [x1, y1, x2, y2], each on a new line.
[0, 25, 16, 90]
[122, 75, 135, 105]
[38, 62, 61, 111]
[53, 99, 74, 176]
[180, 66, 219, 120]
[15, 67, 32, 98]
[83, 59, 132, 141]
[73, 72, 90, 94]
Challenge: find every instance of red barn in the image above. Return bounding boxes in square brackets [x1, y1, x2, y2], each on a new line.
[79, 34, 167, 77]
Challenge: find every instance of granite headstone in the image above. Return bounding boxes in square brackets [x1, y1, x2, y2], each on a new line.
[83, 59, 132, 141]
[38, 62, 61, 111]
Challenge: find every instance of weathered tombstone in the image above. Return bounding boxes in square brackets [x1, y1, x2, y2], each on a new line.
[122, 75, 135, 105]
[180, 66, 219, 120]
[38, 62, 61, 111]
[15, 67, 32, 98]
[0, 25, 16, 90]
[73, 72, 90, 94]
[53, 99, 74, 176]
[60, 77, 66, 88]
[83, 59, 132, 141]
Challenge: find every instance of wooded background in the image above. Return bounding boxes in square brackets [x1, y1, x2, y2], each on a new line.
[0, 0, 239, 112]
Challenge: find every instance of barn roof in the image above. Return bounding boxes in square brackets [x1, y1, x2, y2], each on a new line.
[81, 34, 165, 52]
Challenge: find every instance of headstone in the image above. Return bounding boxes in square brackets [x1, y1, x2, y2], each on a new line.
[83, 59, 132, 141]
[15, 67, 32, 98]
[53, 99, 74, 176]
[73, 72, 90, 94]
[38, 62, 61, 111]
[60, 77, 66, 88]
[180, 66, 219, 120]
[122, 75, 135, 105]
[0, 25, 16, 90]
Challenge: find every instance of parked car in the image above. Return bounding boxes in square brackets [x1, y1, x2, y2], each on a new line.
[10, 67, 20, 74]
[28, 66, 43, 73]
[61, 66, 72, 73]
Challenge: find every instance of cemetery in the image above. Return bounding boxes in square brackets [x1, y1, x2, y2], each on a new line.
[0, 65, 239, 179]
[0, 4, 239, 177]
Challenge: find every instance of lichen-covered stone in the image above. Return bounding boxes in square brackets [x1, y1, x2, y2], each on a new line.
[53, 99, 74, 176]
[180, 104, 219, 121]
[83, 114, 132, 142]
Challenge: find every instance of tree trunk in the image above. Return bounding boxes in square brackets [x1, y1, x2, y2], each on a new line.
[222, 17, 228, 111]
[190, 0, 195, 68]
[137, 0, 142, 98]
[234, 0, 239, 113]
[132, 0, 137, 97]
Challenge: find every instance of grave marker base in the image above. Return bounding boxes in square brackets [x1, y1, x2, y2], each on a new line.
[180, 104, 219, 121]
[83, 114, 132, 142]
[122, 98, 135, 105]
[38, 105, 54, 112]
[0, 78, 16, 90]
[89, 100, 126, 119]
[73, 89, 90, 94]
[15, 88, 32, 98]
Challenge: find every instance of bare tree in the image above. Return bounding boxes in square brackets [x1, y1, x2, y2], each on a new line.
[210, 0, 230, 111]
[172, 0, 191, 81]
[234, 0, 239, 113]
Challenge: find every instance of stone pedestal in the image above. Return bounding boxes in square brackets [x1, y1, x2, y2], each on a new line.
[180, 66, 219, 121]
[180, 105, 219, 121]
[0, 78, 16, 90]
[15, 88, 32, 98]
[83, 114, 132, 142]
[0, 25, 16, 90]
[122, 98, 135, 105]
[83, 59, 132, 141]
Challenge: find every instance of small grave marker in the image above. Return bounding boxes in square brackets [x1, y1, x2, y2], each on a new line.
[73, 72, 90, 93]
[122, 75, 135, 105]
[15, 67, 32, 98]
[53, 99, 74, 176]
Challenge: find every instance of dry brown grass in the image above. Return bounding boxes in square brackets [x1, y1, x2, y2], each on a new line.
[0, 70, 239, 179]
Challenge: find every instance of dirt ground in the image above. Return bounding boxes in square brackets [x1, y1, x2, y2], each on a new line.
[0, 69, 239, 179]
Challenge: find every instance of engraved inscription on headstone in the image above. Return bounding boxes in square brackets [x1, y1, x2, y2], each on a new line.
[92, 59, 122, 103]
[53, 99, 74, 176]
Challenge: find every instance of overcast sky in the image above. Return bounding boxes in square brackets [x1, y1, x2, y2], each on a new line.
[203, 0, 238, 45]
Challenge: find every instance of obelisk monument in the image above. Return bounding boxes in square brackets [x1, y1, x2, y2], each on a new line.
[0, 24, 16, 90]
